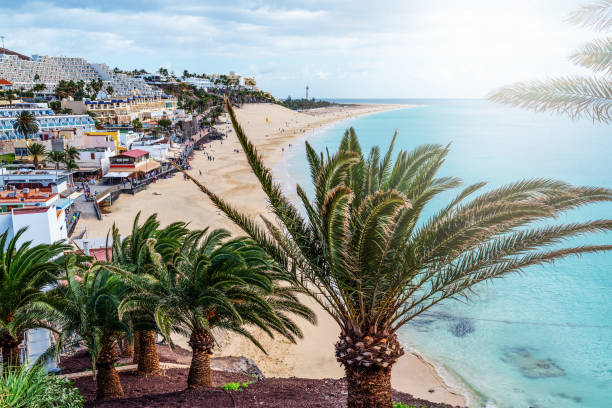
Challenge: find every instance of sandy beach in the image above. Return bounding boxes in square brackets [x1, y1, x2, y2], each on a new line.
[80, 103, 467, 406]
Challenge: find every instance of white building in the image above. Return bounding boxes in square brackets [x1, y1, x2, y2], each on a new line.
[0, 51, 162, 98]
[130, 143, 169, 161]
[75, 146, 115, 175]
[0, 168, 70, 193]
[0, 103, 94, 139]
[0, 187, 72, 370]
[183, 77, 215, 90]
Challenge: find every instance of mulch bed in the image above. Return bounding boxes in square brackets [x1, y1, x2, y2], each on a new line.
[65, 345, 461, 408]
[74, 369, 459, 408]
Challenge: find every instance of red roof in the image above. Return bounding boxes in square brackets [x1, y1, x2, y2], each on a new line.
[0, 48, 29, 61]
[0, 79, 12, 85]
[119, 149, 149, 158]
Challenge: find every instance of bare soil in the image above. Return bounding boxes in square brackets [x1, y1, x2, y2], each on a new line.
[64, 345, 461, 408]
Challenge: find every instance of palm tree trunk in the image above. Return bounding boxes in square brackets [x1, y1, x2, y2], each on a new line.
[335, 332, 404, 408]
[0, 333, 23, 369]
[1, 345, 21, 369]
[96, 342, 124, 400]
[345, 365, 393, 408]
[187, 329, 214, 387]
[132, 331, 140, 364]
[137, 330, 161, 376]
[121, 337, 134, 358]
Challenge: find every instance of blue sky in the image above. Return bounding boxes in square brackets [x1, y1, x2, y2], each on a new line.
[0, 0, 596, 98]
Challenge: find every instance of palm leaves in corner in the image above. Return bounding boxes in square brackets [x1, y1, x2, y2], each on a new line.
[490, 0, 612, 123]
[184, 97, 612, 407]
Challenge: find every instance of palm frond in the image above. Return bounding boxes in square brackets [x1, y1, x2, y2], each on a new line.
[566, 0, 612, 31]
[488, 76, 612, 123]
[570, 37, 612, 74]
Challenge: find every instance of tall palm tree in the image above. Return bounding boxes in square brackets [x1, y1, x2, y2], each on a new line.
[41, 259, 129, 400]
[12, 111, 39, 140]
[27, 143, 46, 169]
[46, 151, 65, 181]
[490, 0, 612, 123]
[0, 229, 67, 369]
[184, 99, 612, 408]
[120, 229, 314, 388]
[110, 213, 188, 376]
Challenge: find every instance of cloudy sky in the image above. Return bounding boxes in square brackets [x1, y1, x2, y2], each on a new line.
[0, 0, 595, 98]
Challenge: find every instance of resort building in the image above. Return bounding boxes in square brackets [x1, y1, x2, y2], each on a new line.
[0, 102, 94, 139]
[183, 77, 215, 90]
[0, 49, 161, 97]
[64, 95, 177, 125]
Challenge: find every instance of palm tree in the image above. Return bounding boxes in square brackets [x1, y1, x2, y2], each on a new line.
[109, 213, 188, 376]
[64, 146, 80, 161]
[46, 151, 65, 181]
[12, 111, 39, 140]
[27, 143, 47, 169]
[132, 119, 143, 131]
[490, 1, 612, 123]
[106, 86, 114, 97]
[184, 99, 612, 408]
[42, 260, 129, 400]
[0, 229, 67, 369]
[120, 228, 314, 388]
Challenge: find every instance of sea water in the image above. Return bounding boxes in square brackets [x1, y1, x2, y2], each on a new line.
[275, 99, 612, 408]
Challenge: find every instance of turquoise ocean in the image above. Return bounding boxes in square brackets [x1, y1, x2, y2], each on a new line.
[274, 99, 612, 408]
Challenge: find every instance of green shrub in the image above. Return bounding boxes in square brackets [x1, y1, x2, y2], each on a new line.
[393, 403, 426, 408]
[221, 382, 250, 391]
[0, 365, 83, 408]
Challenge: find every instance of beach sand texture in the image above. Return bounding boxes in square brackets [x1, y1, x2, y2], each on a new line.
[80, 103, 467, 406]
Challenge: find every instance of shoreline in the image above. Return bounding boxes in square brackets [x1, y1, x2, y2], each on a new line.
[79, 102, 469, 407]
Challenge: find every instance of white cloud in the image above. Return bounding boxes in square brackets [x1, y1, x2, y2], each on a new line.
[0, 0, 593, 98]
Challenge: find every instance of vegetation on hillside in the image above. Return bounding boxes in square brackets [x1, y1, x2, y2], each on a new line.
[280, 97, 336, 110]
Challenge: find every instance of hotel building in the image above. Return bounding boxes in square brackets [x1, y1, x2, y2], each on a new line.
[0, 102, 94, 139]
[64, 95, 177, 125]
[0, 50, 161, 97]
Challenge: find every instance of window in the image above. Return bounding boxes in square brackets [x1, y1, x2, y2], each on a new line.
[91, 153, 95, 160]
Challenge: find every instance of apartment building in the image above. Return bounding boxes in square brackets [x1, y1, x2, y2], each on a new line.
[0, 103, 94, 139]
[76, 95, 177, 125]
[0, 50, 161, 97]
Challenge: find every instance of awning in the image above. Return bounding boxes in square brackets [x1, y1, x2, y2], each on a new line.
[68, 191, 83, 200]
[103, 172, 133, 178]
[135, 161, 160, 173]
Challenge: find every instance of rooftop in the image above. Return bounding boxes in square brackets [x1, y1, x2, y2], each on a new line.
[118, 149, 149, 158]
[0, 187, 58, 204]
[0, 48, 30, 61]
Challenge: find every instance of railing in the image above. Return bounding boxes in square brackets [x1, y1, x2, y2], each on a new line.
[93, 200, 102, 220]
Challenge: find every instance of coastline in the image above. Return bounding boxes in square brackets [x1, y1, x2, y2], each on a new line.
[79, 102, 469, 407]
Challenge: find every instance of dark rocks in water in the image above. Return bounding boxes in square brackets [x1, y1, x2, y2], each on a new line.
[553, 392, 583, 403]
[501, 347, 565, 379]
[449, 318, 475, 337]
